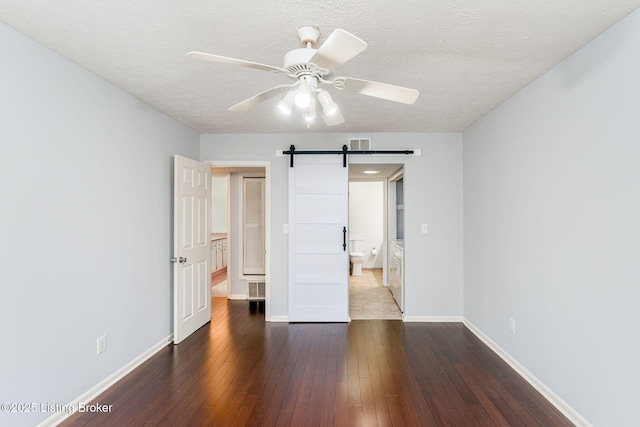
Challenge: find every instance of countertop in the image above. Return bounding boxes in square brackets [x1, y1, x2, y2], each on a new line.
[211, 233, 227, 241]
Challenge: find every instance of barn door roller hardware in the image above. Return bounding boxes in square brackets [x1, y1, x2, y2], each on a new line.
[283, 145, 414, 167]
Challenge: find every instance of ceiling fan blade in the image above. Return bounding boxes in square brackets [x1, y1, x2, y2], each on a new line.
[309, 29, 367, 72]
[342, 77, 419, 104]
[228, 85, 291, 112]
[321, 109, 345, 127]
[186, 51, 288, 74]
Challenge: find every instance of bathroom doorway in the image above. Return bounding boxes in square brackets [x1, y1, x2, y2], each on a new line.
[348, 164, 403, 319]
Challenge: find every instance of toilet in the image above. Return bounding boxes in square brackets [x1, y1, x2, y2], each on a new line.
[349, 238, 364, 276]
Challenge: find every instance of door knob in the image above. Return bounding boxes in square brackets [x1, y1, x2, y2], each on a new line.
[171, 257, 188, 263]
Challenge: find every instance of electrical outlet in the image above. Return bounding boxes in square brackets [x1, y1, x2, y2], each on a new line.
[97, 335, 107, 355]
[509, 318, 516, 335]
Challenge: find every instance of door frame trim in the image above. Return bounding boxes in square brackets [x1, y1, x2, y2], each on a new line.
[203, 160, 271, 321]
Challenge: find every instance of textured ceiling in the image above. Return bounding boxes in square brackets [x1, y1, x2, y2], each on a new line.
[1, 1, 639, 134]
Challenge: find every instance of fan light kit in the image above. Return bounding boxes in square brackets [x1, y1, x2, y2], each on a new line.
[187, 26, 419, 127]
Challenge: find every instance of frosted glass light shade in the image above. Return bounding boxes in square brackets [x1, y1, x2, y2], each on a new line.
[277, 91, 295, 115]
[294, 82, 311, 108]
[318, 90, 338, 116]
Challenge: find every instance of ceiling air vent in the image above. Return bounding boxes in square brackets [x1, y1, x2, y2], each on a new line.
[349, 138, 371, 151]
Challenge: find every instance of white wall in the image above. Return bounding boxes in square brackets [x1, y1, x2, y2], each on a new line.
[349, 181, 384, 269]
[463, 8, 640, 426]
[211, 176, 228, 233]
[200, 133, 463, 320]
[0, 22, 199, 427]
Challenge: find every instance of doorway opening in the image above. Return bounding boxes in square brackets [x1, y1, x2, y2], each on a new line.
[210, 172, 229, 297]
[207, 162, 270, 320]
[348, 163, 404, 319]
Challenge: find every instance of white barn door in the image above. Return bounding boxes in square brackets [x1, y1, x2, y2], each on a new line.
[288, 155, 349, 322]
[173, 155, 211, 344]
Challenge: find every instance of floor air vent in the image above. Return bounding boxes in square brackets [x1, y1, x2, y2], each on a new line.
[349, 138, 371, 151]
[247, 281, 265, 300]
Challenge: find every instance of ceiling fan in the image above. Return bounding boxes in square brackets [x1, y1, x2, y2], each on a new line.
[186, 26, 419, 126]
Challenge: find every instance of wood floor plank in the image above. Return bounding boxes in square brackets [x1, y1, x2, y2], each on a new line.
[229, 395, 259, 427]
[385, 394, 407, 426]
[306, 326, 330, 425]
[363, 334, 392, 425]
[453, 362, 512, 427]
[334, 380, 350, 427]
[290, 400, 310, 426]
[61, 299, 575, 427]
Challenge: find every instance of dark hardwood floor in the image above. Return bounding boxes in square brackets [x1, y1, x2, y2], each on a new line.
[62, 299, 573, 426]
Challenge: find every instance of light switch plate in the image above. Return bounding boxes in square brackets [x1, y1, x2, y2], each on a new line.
[97, 335, 106, 355]
[283, 224, 289, 234]
[421, 224, 428, 233]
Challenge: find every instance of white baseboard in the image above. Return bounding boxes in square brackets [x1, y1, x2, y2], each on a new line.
[267, 315, 289, 322]
[228, 294, 247, 300]
[462, 319, 591, 427]
[402, 315, 463, 322]
[38, 334, 173, 427]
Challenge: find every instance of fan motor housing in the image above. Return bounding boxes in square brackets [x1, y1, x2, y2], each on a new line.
[283, 48, 317, 72]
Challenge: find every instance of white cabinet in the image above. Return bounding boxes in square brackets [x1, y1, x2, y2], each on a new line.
[211, 240, 218, 273]
[211, 237, 228, 273]
[389, 240, 403, 311]
[215, 240, 223, 268]
[222, 239, 228, 268]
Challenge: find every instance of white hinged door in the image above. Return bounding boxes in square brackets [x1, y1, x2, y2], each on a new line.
[173, 155, 211, 344]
